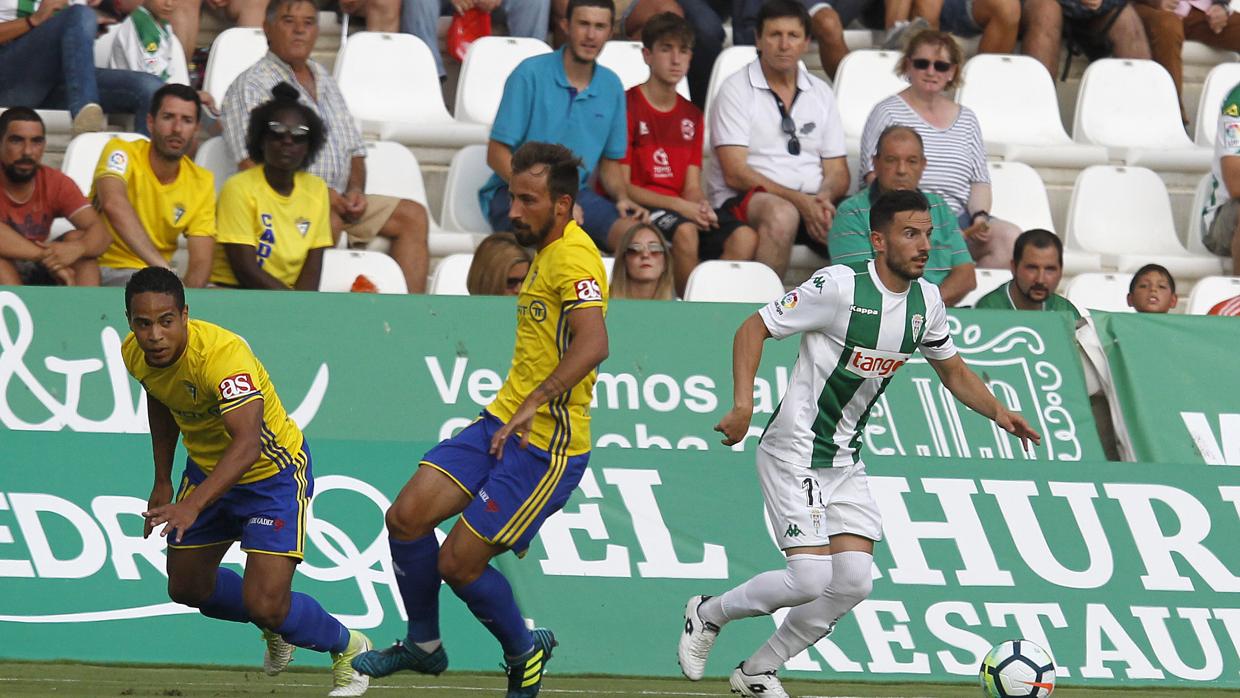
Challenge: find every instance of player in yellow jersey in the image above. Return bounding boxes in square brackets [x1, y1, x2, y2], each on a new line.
[353, 143, 610, 698]
[122, 267, 371, 696]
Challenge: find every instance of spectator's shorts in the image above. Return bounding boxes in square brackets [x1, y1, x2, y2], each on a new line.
[14, 260, 56, 286]
[940, 0, 982, 37]
[343, 194, 401, 245]
[1204, 199, 1240, 256]
[100, 266, 140, 287]
[718, 187, 829, 258]
[488, 184, 619, 251]
[649, 208, 750, 261]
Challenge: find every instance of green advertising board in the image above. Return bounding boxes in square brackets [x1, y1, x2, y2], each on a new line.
[1094, 312, 1240, 465]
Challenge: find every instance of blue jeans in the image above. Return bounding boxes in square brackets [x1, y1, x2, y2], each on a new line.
[678, 0, 725, 109]
[402, 0, 551, 77]
[0, 5, 163, 134]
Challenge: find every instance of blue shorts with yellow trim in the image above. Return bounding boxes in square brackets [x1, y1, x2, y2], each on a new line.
[169, 440, 313, 559]
[423, 412, 589, 557]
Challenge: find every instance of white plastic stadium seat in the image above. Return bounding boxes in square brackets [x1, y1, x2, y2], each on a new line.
[1063, 273, 1135, 313]
[1072, 59, 1211, 171]
[1193, 63, 1240, 147]
[832, 50, 906, 148]
[203, 28, 268, 106]
[596, 40, 691, 99]
[957, 54, 1107, 168]
[703, 46, 757, 121]
[362, 141, 435, 225]
[601, 256, 615, 284]
[60, 131, 147, 195]
[958, 268, 1011, 308]
[1066, 166, 1225, 279]
[336, 32, 487, 147]
[429, 253, 474, 295]
[987, 161, 1102, 276]
[194, 136, 237, 195]
[454, 36, 552, 126]
[319, 249, 408, 293]
[1187, 275, 1240, 314]
[683, 260, 784, 303]
[441, 145, 494, 234]
[1182, 42, 1239, 69]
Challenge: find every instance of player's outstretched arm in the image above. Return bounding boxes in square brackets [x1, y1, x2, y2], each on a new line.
[715, 313, 772, 446]
[144, 396, 181, 539]
[144, 400, 264, 543]
[926, 353, 1042, 451]
[490, 306, 609, 458]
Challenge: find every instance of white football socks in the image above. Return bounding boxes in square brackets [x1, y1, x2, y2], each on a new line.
[698, 554, 833, 628]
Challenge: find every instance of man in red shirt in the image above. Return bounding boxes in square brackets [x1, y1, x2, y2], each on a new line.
[622, 12, 757, 297]
[0, 108, 109, 286]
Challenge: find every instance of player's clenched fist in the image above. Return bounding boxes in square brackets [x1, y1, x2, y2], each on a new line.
[714, 404, 753, 446]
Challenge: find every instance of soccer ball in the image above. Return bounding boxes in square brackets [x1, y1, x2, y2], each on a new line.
[979, 639, 1057, 697]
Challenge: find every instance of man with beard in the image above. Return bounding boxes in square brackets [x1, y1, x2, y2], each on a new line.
[479, 0, 644, 253]
[974, 228, 1081, 320]
[353, 142, 609, 698]
[678, 188, 1041, 697]
[92, 83, 216, 287]
[0, 107, 109, 285]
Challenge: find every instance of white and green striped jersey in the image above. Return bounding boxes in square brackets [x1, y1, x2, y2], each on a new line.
[758, 260, 957, 468]
[108, 6, 189, 85]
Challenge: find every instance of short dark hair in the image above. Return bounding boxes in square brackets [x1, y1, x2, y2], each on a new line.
[511, 141, 583, 206]
[756, 0, 810, 37]
[870, 189, 930, 234]
[641, 11, 694, 49]
[566, 0, 614, 22]
[125, 267, 186, 315]
[1129, 263, 1176, 294]
[875, 125, 924, 159]
[246, 82, 326, 166]
[151, 83, 202, 122]
[0, 107, 43, 140]
[1013, 228, 1064, 266]
[265, 0, 317, 24]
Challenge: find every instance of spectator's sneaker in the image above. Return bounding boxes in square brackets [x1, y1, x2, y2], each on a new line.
[505, 628, 557, 698]
[729, 663, 790, 697]
[882, 16, 929, 50]
[351, 639, 448, 678]
[678, 595, 721, 681]
[261, 629, 295, 676]
[328, 630, 372, 696]
[71, 103, 105, 135]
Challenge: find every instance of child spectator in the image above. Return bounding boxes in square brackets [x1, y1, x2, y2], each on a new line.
[624, 12, 756, 297]
[611, 223, 674, 299]
[466, 232, 533, 295]
[108, 0, 220, 118]
[1126, 263, 1177, 313]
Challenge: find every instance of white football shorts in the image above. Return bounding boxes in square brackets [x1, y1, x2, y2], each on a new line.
[755, 447, 884, 550]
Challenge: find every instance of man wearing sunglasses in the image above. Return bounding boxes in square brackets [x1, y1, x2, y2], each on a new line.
[706, 0, 849, 280]
[92, 83, 217, 289]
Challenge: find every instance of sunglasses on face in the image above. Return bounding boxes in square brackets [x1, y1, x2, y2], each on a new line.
[781, 115, 801, 156]
[626, 242, 666, 256]
[267, 121, 311, 141]
[910, 58, 953, 73]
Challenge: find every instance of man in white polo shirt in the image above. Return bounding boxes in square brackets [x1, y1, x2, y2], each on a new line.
[707, 0, 849, 279]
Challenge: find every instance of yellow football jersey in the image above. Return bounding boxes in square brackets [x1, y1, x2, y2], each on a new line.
[93, 138, 216, 270]
[210, 167, 334, 288]
[488, 221, 608, 456]
[122, 319, 303, 484]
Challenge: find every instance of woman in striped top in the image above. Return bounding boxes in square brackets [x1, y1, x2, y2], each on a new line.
[858, 29, 1018, 268]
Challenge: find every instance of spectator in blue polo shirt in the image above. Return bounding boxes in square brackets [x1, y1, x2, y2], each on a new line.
[479, 0, 645, 252]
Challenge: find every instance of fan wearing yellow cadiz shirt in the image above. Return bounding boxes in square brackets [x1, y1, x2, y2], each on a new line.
[211, 83, 333, 290]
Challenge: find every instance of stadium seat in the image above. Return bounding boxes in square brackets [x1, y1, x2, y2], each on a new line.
[703, 46, 757, 121]
[958, 268, 1011, 308]
[361, 141, 435, 224]
[601, 256, 615, 284]
[957, 54, 1108, 168]
[1063, 273, 1136, 313]
[336, 32, 487, 147]
[203, 27, 267, 106]
[1187, 275, 1240, 314]
[683, 260, 784, 302]
[454, 36, 551, 126]
[1193, 62, 1240, 147]
[1065, 166, 1225, 279]
[596, 40, 691, 99]
[194, 136, 237, 194]
[319, 249, 408, 293]
[987, 161, 1103, 275]
[429, 253, 473, 295]
[441, 144, 493, 234]
[832, 50, 906, 147]
[1182, 42, 1238, 69]
[1072, 59, 1211, 171]
[60, 131, 147, 195]
[0, 108, 71, 134]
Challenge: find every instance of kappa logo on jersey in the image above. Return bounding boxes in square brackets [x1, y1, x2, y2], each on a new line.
[574, 278, 603, 302]
[681, 118, 695, 141]
[106, 150, 128, 175]
[218, 373, 257, 400]
[846, 346, 908, 379]
[850, 304, 878, 316]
